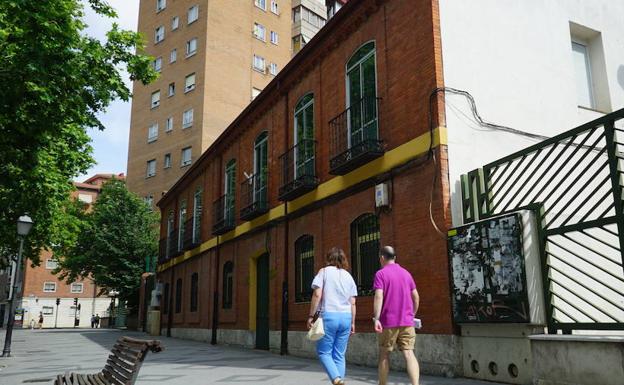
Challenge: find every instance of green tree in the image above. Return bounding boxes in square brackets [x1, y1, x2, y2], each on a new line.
[0, 0, 157, 266]
[57, 179, 159, 304]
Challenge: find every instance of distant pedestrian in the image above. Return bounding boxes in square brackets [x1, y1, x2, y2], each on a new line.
[307, 248, 358, 385]
[95, 314, 100, 328]
[90, 314, 96, 328]
[373, 246, 420, 385]
[38, 312, 44, 329]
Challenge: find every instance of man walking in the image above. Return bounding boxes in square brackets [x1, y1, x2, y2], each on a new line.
[372, 246, 420, 385]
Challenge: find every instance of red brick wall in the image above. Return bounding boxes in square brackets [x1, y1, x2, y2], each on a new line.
[157, 0, 453, 335]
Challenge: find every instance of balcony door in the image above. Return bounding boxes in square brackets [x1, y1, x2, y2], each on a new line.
[224, 160, 236, 224]
[253, 132, 268, 206]
[346, 41, 378, 148]
[294, 94, 314, 178]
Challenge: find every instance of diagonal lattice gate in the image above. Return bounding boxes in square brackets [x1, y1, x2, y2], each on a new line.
[460, 109, 624, 332]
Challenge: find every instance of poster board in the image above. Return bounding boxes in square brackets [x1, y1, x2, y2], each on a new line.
[448, 213, 530, 323]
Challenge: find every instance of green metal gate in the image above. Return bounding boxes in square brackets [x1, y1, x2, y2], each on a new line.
[461, 109, 624, 332]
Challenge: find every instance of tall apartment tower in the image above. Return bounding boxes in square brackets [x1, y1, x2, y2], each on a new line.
[291, 0, 327, 53]
[127, 0, 296, 204]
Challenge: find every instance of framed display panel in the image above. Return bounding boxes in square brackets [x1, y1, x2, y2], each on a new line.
[448, 213, 530, 323]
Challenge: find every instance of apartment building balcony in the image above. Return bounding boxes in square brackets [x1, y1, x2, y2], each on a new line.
[158, 238, 168, 264]
[329, 96, 384, 175]
[240, 173, 269, 221]
[182, 218, 201, 250]
[212, 194, 236, 235]
[278, 139, 319, 201]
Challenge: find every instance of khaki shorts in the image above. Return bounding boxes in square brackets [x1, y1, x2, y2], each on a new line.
[378, 326, 416, 351]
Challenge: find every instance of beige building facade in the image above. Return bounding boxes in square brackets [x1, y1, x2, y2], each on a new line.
[127, 0, 309, 205]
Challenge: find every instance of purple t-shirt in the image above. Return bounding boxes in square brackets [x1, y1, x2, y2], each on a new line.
[373, 263, 417, 328]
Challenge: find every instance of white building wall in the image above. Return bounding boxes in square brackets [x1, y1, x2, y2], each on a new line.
[439, 0, 624, 226]
[21, 297, 111, 329]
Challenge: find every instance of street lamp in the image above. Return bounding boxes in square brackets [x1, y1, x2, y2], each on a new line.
[108, 290, 119, 328]
[2, 215, 34, 357]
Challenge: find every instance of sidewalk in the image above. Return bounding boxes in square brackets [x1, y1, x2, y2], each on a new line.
[0, 328, 503, 384]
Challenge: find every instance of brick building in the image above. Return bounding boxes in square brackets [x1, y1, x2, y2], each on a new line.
[154, 0, 456, 374]
[20, 174, 123, 328]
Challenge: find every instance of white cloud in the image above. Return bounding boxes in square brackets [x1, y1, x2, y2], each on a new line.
[79, 0, 139, 180]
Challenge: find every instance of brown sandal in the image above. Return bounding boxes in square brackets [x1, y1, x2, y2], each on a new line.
[332, 378, 345, 385]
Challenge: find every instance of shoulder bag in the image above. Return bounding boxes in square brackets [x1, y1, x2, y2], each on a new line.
[307, 268, 327, 341]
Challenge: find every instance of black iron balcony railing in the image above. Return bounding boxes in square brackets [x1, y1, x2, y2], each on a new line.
[212, 194, 236, 235]
[278, 139, 319, 201]
[329, 95, 384, 175]
[165, 231, 179, 260]
[158, 238, 168, 264]
[240, 173, 269, 220]
[183, 218, 200, 250]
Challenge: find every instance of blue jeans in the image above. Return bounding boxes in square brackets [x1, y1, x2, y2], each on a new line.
[316, 312, 352, 382]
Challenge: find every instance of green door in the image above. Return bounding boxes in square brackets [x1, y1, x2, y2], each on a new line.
[255, 254, 270, 350]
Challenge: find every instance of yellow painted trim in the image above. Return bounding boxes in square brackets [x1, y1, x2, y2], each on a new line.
[158, 127, 447, 273]
[248, 248, 268, 331]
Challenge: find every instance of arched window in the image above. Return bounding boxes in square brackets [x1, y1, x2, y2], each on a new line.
[166, 211, 174, 257]
[224, 159, 236, 225]
[162, 282, 170, 314]
[190, 272, 199, 312]
[175, 278, 183, 313]
[222, 261, 234, 309]
[294, 94, 315, 178]
[254, 132, 269, 206]
[192, 189, 202, 244]
[346, 41, 378, 147]
[350, 213, 380, 295]
[295, 235, 315, 302]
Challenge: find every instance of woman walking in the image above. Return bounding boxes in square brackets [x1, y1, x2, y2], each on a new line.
[307, 248, 358, 385]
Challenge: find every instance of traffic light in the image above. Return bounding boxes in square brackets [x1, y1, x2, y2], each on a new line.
[56, 298, 60, 306]
[73, 297, 78, 306]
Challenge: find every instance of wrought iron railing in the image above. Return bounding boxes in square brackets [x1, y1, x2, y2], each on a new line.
[329, 95, 384, 175]
[158, 238, 167, 264]
[278, 139, 318, 201]
[240, 173, 269, 220]
[462, 108, 624, 332]
[212, 194, 235, 235]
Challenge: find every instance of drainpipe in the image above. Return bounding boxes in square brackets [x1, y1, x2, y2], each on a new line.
[211, 236, 220, 345]
[280, 87, 290, 355]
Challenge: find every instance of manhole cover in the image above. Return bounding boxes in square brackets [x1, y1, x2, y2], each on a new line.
[23, 379, 52, 383]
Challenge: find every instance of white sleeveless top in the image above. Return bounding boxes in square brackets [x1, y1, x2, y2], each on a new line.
[311, 266, 358, 313]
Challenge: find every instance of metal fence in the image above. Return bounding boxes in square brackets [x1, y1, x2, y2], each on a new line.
[461, 108, 624, 332]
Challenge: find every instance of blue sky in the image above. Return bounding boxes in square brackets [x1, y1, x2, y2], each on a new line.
[80, 0, 140, 180]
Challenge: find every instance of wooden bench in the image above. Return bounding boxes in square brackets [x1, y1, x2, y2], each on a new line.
[54, 336, 163, 385]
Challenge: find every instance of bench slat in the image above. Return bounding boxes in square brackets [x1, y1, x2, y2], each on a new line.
[103, 366, 130, 385]
[105, 354, 136, 373]
[112, 344, 141, 358]
[95, 372, 111, 385]
[110, 347, 141, 364]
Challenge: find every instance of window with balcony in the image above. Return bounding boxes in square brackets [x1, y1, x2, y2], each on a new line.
[178, 201, 187, 251]
[213, 159, 236, 234]
[350, 213, 380, 295]
[166, 211, 175, 257]
[164, 153, 172, 168]
[155, 26, 165, 43]
[148, 123, 159, 142]
[190, 272, 198, 312]
[186, 38, 197, 57]
[295, 235, 314, 302]
[166, 116, 173, 132]
[222, 261, 234, 309]
[270, 31, 278, 45]
[279, 93, 317, 200]
[146, 159, 156, 177]
[253, 23, 266, 41]
[253, 54, 265, 72]
[151, 90, 160, 108]
[188, 5, 199, 24]
[172, 16, 179, 30]
[181, 147, 192, 166]
[170, 48, 177, 63]
[241, 132, 268, 220]
[329, 41, 382, 175]
[182, 108, 193, 128]
[192, 188, 202, 244]
[185, 73, 196, 93]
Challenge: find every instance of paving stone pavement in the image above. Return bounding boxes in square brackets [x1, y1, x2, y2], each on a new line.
[0, 329, 503, 385]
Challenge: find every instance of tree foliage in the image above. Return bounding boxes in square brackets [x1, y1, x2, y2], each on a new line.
[56, 179, 159, 303]
[0, 0, 157, 266]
